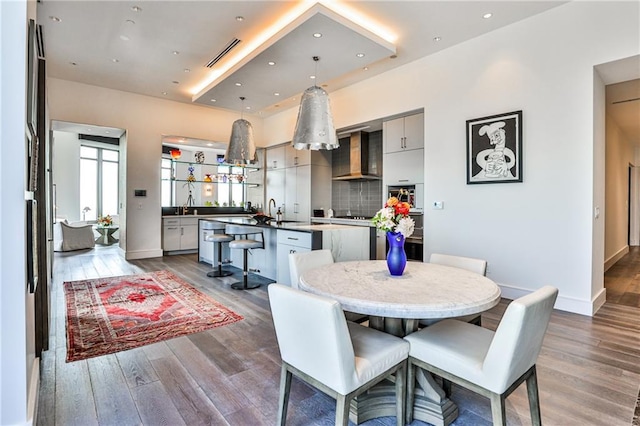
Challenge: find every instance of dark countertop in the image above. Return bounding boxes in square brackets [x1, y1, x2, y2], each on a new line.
[200, 216, 364, 233]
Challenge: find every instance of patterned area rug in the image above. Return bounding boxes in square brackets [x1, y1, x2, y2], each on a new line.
[64, 270, 243, 362]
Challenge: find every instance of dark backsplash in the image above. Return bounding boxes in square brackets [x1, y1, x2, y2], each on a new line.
[331, 130, 383, 217]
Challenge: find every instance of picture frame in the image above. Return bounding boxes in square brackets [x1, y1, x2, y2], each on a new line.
[26, 19, 38, 133]
[466, 110, 522, 184]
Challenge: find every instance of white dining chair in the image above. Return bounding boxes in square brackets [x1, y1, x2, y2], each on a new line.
[268, 284, 409, 426]
[289, 249, 368, 324]
[404, 285, 558, 426]
[421, 253, 488, 327]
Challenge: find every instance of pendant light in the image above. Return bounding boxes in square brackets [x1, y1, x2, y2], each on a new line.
[225, 96, 257, 164]
[291, 56, 339, 151]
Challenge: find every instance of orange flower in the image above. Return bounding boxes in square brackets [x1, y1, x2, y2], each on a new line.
[396, 202, 411, 216]
[385, 197, 399, 207]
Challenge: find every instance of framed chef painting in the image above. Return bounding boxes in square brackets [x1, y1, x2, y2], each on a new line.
[466, 110, 522, 184]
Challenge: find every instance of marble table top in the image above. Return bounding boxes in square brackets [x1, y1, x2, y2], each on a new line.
[299, 260, 501, 319]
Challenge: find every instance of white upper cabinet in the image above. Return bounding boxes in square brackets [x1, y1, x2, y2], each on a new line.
[383, 112, 424, 153]
[266, 145, 286, 170]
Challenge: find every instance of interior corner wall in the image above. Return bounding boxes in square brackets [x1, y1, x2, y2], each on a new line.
[605, 112, 635, 262]
[46, 78, 265, 259]
[264, 1, 640, 315]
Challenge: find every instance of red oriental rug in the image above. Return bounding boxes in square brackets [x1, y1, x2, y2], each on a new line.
[64, 270, 243, 362]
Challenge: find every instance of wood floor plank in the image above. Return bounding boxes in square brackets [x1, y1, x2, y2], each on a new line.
[149, 355, 229, 425]
[86, 355, 142, 425]
[53, 348, 99, 426]
[115, 347, 160, 388]
[130, 381, 186, 426]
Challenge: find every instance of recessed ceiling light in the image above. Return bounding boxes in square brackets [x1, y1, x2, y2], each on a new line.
[86, 128, 92, 132]
[268, 61, 276, 66]
[172, 51, 179, 55]
[235, 82, 242, 86]
[184, 68, 190, 73]
[274, 92, 280, 96]
[245, 106, 251, 110]
[131, 6, 142, 12]
[210, 99, 216, 102]
[49, 16, 61, 22]
[433, 36, 442, 42]
[125, 19, 135, 25]
[363, 67, 369, 71]
[483, 13, 493, 19]
[310, 75, 316, 80]
[120, 35, 130, 41]
[313, 33, 322, 38]
[105, 130, 110, 134]
[356, 53, 365, 58]
[172, 81, 179, 84]
[235, 16, 244, 21]
[162, 91, 167, 95]
[390, 54, 398, 59]
[111, 58, 119, 63]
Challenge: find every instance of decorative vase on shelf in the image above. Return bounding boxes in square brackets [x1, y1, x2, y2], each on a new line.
[203, 174, 212, 182]
[386, 231, 407, 276]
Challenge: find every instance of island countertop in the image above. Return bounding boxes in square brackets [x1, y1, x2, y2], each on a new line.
[198, 216, 360, 232]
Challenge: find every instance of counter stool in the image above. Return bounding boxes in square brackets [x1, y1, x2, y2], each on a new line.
[205, 232, 234, 278]
[226, 224, 264, 290]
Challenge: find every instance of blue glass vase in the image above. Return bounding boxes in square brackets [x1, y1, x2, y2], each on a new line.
[386, 231, 407, 276]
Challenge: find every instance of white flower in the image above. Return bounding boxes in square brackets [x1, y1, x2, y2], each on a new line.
[396, 216, 415, 238]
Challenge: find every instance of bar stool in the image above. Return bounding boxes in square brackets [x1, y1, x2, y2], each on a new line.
[205, 229, 234, 277]
[226, 224, 264, 290]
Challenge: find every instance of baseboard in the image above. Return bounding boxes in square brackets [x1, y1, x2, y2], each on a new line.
[26, 357, 39, 426]
[124, 249, 163, 260]
[498, 284, 605, 317]
[604, 245, 629, 272]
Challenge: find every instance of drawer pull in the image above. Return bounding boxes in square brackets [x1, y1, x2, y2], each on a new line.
[287, 237, 299, 241]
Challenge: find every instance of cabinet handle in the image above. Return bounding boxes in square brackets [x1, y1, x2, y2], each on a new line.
[294, 156, 298, 165]
[294, 203, 299, 214]
[290, 249, 296, 254]
[167, 227, 178, 230]
[398, 179, 409, 182]
[287, 237, 299, 241]
[273, 160, 278, 169]
[181, 227, 184, 236]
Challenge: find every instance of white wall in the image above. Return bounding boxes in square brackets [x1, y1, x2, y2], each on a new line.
[47, 79, 265, 259]
[0, 0, 35, 424]
[51, 131, 79, 220]
[605, 111, 635, 264]
[264, 1, 640, 315]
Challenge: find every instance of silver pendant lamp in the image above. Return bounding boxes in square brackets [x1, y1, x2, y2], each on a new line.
[291, 56, 339, 151]
[225, 96, 257, 164]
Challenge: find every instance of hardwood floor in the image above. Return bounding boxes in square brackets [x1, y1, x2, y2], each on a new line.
[37, 245, 640, 425]
[605, 246, 640, 308]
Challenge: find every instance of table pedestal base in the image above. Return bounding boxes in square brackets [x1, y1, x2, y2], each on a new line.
[347, 316, 458, 426]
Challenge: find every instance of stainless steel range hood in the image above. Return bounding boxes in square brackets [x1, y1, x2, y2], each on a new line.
[332, 131, 380, 181]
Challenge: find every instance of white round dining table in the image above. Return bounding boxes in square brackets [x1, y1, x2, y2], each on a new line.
[299, 259, 502, 426]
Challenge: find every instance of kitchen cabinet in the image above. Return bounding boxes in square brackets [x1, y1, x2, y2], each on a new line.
[383, 149, 424, 185]
[266, 143, 332, 221]
[383, 112, 424, 153]
[285, 145, 310, 167]
[266, 145, 286, 170]
[162, 217, 198, 252]
[277, 230, 315, 285]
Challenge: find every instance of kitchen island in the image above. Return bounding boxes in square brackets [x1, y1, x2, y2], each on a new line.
[198, 216, 370, 285]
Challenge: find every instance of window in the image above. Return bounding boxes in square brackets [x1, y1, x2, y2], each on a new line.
[161, 158, 173, 207]
[80, 145, 119, 221]
[216, 165, 245, 207]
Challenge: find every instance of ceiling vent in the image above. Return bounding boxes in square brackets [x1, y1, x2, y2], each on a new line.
[205, 38, 242, 68]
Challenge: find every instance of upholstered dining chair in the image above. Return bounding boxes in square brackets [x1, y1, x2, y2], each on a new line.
[404, 285, 558, 426]
[421, 253, 488, 327]
[268, 284, 409, 426]
[289, 250, 368, 324]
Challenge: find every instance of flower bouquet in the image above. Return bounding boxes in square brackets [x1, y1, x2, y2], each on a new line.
[372, 197, 415, 276]
[97, 215, 113, 227]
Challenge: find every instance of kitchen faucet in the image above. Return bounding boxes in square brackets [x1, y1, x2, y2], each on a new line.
[268, 198, 276, 217]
